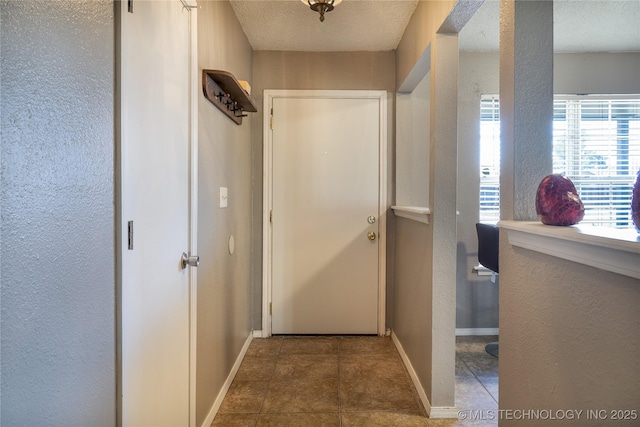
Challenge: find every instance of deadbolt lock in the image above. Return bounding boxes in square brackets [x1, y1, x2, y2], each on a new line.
[367, 215, 376, 224]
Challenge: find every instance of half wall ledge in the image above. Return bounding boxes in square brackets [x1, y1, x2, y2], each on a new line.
[391, 206, 431, 224]
[499, 220, 640, 280]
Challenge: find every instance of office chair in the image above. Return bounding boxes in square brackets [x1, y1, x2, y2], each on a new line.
[475, 222, 499, 358]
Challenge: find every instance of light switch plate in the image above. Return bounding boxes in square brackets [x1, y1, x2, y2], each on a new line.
[220, 187, 228, 208]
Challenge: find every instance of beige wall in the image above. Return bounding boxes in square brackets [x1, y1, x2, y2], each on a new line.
[395, 0, 457, 90]
[197, 1, 254, 425]
[250, 51, 396, 330]
[396, 72, 430, 207]
[554, 53, 640, 94]
[500, 237, 640, 425]
[392, 218, 434, 398]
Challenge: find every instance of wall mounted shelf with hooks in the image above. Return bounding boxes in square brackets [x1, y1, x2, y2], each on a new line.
[202, 70, 257, 125]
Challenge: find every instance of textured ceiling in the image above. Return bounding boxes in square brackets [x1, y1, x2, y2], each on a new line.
[230, 0, 640, 53]
[460, 0, 640, 52]
[230, 0, 419, 51]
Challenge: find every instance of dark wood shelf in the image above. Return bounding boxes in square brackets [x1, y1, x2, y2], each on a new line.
[202, 70, 257, 125]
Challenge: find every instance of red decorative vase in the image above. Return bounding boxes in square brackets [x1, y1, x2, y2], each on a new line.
[632, 169, 640, 233]
[536, 174, 585, 226]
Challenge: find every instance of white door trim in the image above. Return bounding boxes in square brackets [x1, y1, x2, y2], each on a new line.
[262, 90, 387, 337]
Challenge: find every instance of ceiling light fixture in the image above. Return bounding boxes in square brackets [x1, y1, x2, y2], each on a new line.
[301, 0, 342, 22]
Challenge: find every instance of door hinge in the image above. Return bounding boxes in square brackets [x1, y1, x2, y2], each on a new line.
[127, 220, 134, 250]
[270, 209, 273, 223]
[128, 0, 134, 13]
[270, 108, 273, 129]
[270, 302, 272, 315]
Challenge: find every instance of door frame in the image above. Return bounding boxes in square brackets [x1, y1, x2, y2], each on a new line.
[115, 1, 198, 425]
[262, 90, 387, 337]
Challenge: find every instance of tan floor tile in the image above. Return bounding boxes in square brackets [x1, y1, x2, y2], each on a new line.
[340, 352, 406, 379]
[262, 378, 339, 413]
[213, 335, 499, 427]
[273, 354, 338, 380]
[457, 352, 498, 377]
[246, 337, 283, 357]
[218, 381, 269, 414]
[235, 356, 277, 381]
[256, 412, 340, 426]
[210, 412, 258, 426]
[339, 336, 397, 354]
[341, 376, 421, 412]
[455, 377, 498, 411]
[280, 337, 339, 355]
[342, 411, 428, 426]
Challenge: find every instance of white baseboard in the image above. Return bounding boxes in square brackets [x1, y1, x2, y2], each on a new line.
[201, 332, 253, 427]
[252, 330, 263, 338]
[429, 406, 460, 419]
[391, 332, 458, 419]
[455, 328, 499, 336]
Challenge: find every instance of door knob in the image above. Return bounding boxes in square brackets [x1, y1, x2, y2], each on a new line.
[367, 231, 377, 241]
[181, 252, 200, 269]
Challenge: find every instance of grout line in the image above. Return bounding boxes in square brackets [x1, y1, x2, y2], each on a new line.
[474, 369, 499, 405]
[465, 357, 497, 403]
[457, 340, 500, 406]
[255, 337, 283, 422]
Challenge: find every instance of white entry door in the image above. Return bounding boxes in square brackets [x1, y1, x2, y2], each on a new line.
[269, 93, 385, 335]
[120, 1, 196, 425]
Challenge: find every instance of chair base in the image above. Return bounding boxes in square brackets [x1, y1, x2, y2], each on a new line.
[485, 342, 499, 358]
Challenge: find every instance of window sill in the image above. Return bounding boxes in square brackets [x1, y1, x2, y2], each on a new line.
[391, 206, 431, 224]
[499, 221, 640, 280]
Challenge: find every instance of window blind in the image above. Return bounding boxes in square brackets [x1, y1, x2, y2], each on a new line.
[553, 97, 640, 228]
[479, 96, 501, 223]
[478, 95, 640, 228]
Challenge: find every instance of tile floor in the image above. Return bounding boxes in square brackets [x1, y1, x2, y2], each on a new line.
[449, 336, 499, 427]
[212, 335, 498, 427]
